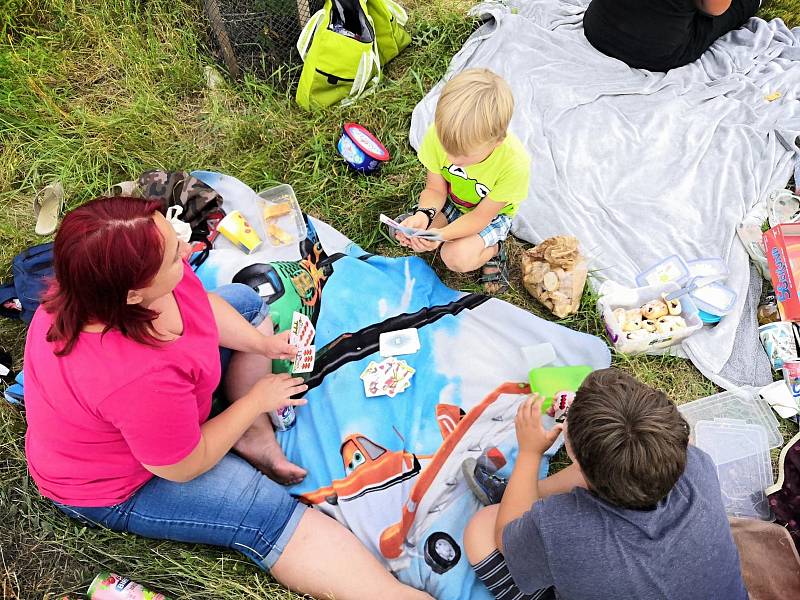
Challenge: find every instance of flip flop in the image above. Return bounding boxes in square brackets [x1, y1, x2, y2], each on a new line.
[33, 180, 64, 236]
[106, 180, 142, 197]
[479, 242, 509, 294]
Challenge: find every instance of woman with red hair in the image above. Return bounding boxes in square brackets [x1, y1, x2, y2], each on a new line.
[23, 196, 432, 600]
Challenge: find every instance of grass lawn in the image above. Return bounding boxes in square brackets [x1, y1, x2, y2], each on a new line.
[2, 0, 800, 597]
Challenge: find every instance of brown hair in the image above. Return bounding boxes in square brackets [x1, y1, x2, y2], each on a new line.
[434, 68, 514, 156]
[566, 368, 690, 509]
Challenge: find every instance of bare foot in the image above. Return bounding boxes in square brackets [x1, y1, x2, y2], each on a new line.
[234, 425, 307, 485]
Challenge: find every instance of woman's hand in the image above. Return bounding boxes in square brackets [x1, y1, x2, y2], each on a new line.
[516, 394, 564, 456]
[260, 331, 297, 360]
[248, 373, 308, 413]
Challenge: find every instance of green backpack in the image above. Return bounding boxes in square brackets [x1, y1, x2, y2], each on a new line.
[295, 0, 410, 110]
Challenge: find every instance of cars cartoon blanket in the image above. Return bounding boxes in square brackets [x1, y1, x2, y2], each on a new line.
[192, 171, 611, 599]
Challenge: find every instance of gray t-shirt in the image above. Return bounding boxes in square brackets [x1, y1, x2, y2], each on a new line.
[502, 446, 748, 600]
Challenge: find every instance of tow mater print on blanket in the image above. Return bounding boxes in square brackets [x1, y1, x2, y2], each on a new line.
[193, 176, 610, 599]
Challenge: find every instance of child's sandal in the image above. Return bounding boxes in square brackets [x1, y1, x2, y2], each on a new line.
[479, 242, 509, 294]
[383, 212, 413, 244]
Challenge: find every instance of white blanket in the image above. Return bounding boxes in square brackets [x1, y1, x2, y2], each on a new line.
[410, 0, 800, 389]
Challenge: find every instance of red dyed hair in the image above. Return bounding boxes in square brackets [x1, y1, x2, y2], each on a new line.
[43, 196, 166, 355]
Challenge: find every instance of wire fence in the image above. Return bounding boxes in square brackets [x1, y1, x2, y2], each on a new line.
[203, 0, 324, 82]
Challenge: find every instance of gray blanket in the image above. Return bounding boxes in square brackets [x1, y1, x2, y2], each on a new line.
[410, 0, 800, 390]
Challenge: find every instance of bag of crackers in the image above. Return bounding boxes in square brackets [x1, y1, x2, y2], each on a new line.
[521, 236, 588, 318]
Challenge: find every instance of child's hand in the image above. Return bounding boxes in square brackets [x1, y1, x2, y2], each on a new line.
[260, 331, 298, 360]
[516, 394, 564, 456]
[396, 213, 429, 248]
[408, 230, 443, 253]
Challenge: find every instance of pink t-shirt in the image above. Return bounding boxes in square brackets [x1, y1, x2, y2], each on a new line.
[24, 263, 220, 507]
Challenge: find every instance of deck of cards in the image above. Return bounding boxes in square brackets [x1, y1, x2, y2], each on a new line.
[379, 328, 421, 357]
[290, 311, 316, 374]
[380, 214, 444, 241]
[360, 357, 415, 398]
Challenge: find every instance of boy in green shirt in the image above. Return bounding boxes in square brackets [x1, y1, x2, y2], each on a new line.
[395, 68, 531, 292]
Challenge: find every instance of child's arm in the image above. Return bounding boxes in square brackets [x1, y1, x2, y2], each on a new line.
[538, 463, 587, 499]
[399, 171, 448, 252]
[434, 197, 504, 241]
[419, 170, 448, 212]
[494, 395, 563, 552]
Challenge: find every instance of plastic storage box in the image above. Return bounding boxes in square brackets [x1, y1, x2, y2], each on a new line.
[694, 419, 773, 520]
[257, 184, 307, 247]
[598, 281, 703, 354]
[678, 388, 782, 449]
[635, 255, 690, 288]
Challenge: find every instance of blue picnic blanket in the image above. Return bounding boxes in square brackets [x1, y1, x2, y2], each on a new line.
[194, 171, 611, 599]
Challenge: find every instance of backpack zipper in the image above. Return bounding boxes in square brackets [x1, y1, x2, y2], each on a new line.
[315, 68, 356, 84]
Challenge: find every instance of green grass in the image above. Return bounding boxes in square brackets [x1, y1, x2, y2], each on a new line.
[1, 0, 799, 597]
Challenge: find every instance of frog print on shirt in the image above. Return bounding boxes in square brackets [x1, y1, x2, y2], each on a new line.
[441, 164, 491, 211]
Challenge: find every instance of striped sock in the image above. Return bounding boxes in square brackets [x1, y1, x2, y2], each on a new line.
[472, 550, 556, 600]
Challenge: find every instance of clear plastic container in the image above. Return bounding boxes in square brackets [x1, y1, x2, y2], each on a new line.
[678, 388, 782, 449]
[687, 258, 729, 279]
[694, 420, 773, 520]
[635, 255, 690, 288]
[598, 281, 703, 354]
[690, 282, 737, 316]
[257, 184, 307, 247]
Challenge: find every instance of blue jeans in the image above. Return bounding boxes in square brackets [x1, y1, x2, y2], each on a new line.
[55, 283, 305, 571]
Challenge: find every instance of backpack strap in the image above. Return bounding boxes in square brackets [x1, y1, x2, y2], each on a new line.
[383, 0, 408, 26]
[297, 8, 326, 60]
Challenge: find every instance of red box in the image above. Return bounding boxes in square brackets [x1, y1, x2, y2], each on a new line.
[764, 223, 800, 320]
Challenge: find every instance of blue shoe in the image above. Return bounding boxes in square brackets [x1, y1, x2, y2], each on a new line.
[4, 371, 23, 405]
[462, 457, 508, 505]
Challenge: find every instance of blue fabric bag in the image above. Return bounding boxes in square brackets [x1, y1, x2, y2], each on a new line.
[0, 242, 54, 323]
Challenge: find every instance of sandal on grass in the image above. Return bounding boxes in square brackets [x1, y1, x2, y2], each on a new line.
[480, 242, 509, 294]
[383, 212, 413, 244]
[33, 180, 64, 236]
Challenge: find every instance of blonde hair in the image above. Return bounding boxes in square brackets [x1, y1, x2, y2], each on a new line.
[434, 68, 514, 156]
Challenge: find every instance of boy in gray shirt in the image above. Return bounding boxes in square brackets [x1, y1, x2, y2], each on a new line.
[463, 368, 748, 600]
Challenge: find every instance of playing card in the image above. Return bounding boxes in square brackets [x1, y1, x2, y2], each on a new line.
[292, 345, 316, 373]
[290, 311, 315, 347]
[361, 357, 415, 397]
[379, 214, 444, 242]
[379, 328, 421, 357]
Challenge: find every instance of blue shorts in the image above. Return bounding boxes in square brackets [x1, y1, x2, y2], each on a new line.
[442, 200, 513, 248]
[56, 283, 304, 571]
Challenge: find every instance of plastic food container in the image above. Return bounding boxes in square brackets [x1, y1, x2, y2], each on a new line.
[695, 419, 773, 520]
[689, 282, 737, 316]
[337, 123, 391, 174]
[598, 281, 703, 354]
[687, 258, 729, 279]
[698, 309, 722, 324]
[678, 388, 782, 449]
[257, 184, 307, 247]
[635, 255, 690, 288]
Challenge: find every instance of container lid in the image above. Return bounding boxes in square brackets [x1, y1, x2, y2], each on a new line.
[635, 255, 690, 288]
[342, 123, 390, 161]
[686, 258, 729, 279]
[694, 420, 772, 519]
[678, 388, 783, 449]
[689, 282, 737, 316]
[698, 309, 722, 324]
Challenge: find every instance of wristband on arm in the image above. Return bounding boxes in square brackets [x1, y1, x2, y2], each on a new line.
[414, 206, 437, 229]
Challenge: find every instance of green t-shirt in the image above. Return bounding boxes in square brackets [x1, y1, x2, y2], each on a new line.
[417, 125, 531, 217]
